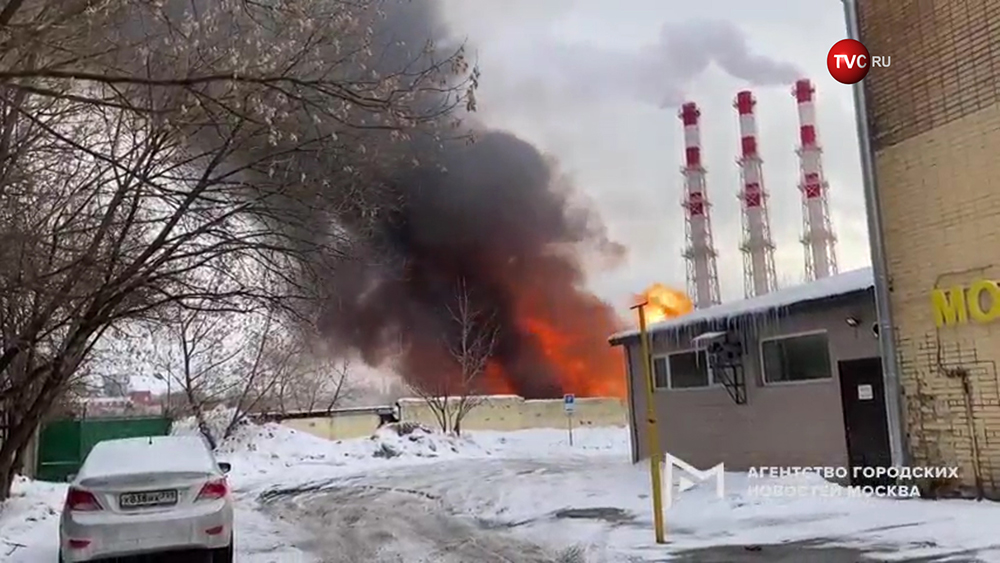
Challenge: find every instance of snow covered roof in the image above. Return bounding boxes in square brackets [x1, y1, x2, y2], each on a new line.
[609, 267, 874, 344]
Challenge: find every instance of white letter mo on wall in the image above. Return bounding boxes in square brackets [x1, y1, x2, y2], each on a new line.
[663, 453, 725, 509]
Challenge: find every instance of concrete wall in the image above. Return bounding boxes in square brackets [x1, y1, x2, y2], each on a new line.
[860, 0, 1000, 495]
[397, 395, 628, 432]
[279, 396, 628, 440]
[282, 411, 387, 441]
[624, 292, 879, 470]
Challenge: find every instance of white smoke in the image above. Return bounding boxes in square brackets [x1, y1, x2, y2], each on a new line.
[477, 19, 802, 112]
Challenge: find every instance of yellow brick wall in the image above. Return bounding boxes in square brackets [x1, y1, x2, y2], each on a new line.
[280, 397, 628, 441]
[281, 412, 385, 441]
[876, 108, 1000, 493]
[397, 395, 628, 432]
[863, 0, 1000, 496]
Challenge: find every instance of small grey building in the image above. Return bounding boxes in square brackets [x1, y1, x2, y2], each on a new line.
[609, 268, 892, 475]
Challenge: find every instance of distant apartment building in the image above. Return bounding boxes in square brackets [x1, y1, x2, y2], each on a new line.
[857, 0, 1000, 497]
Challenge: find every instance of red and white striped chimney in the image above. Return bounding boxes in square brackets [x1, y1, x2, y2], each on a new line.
[735, 90, 777, 298]
[794, 78, 838, 280]
[679, 102, 720, 309]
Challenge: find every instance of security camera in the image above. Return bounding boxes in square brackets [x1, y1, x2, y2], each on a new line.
[872, 322, 880, 338]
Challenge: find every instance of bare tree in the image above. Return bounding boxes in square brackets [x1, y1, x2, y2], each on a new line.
[0, 0, 477, 497]
[273, 355, 356, 414]
[152, 303, 296, 449]
[216, 310, 301, 443]
[131, 303, 357, 447]
[409, 279, 499, 435]
[152, 306, 242, 448]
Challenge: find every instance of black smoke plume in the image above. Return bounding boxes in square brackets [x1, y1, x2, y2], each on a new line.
[318, 130, 625, 398]
[308, 0, 627, 398]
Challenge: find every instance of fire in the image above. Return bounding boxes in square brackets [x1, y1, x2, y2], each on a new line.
[483, 362, 515, 395]
[518, 316, 626, 398]
[635, 283, 694, 325]
[477, 281, 629, 399]
[470, 281, 693, 400]
[476, 282, 694, 400]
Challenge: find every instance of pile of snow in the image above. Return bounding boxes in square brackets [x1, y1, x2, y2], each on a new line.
[202, 416, 627, 493]
[367, 422, 487, 459]
[0, 476, 67, 560]
[210, 421, 487, 491]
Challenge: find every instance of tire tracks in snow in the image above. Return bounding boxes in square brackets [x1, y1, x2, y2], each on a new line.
[256, 460, 590, 563]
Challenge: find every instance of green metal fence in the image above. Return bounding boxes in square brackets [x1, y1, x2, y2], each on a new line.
[35, 416, 172, 482]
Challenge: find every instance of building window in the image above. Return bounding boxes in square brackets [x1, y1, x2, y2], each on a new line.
[761, 332, 832, 384]
[652, 350, 713, 390]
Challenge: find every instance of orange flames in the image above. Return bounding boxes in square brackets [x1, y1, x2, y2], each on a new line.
[518, 314, 626, 398]
[634, 283, 694, 325]
[476, 271, 630, 399]
[476, 281, 693, 400]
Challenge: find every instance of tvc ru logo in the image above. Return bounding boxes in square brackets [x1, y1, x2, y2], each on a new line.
[827, 39, 890, 84]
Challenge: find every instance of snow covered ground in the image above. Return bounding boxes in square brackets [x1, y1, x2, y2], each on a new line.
[3, 420, 1000, 561]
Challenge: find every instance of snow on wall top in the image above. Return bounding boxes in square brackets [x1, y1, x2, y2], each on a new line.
[397, 394, 523, 404]
[609, 267, 874, 344]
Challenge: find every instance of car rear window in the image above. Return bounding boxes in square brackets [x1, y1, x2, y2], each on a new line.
[79, 436, 217, 479]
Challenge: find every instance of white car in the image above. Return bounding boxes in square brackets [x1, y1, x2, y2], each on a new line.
[58, 435, 234, 562]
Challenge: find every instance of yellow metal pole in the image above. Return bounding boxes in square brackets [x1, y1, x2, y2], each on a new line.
[631, 302, 666, 544]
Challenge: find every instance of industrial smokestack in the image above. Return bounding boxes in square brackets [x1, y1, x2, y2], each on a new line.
[793, 78, 838, 280]
[679, 102, 721, 309]
[735, 90, 778, 298]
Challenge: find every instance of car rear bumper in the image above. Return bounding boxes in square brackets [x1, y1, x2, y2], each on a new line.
[60, 501, 233, 562]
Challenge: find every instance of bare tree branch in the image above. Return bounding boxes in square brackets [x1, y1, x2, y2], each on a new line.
[409, 277, 498, 435]
[0, 0, 478, 499]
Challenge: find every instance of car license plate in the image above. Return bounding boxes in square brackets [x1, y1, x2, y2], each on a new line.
[119, 489, 178, 508]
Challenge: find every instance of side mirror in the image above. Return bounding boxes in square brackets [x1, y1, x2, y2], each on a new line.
[218, 462, 231, 474]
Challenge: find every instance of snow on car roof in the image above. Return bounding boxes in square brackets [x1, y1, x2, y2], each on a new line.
[78, 435, 218, 479]
[609, 267, 874, 344]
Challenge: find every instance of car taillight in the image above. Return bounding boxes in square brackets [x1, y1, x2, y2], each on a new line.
[65, 488, 102, 512]
[196, 479, 228, 501]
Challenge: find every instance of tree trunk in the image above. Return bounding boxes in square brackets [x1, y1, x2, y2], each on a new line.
[0, 411, 40, 500]
[198, 417, 217, 450]
[185, 388, 217, 450]
[193, 403, 217, 450]
[0, 368, 66, 500]
[6, 437, 27, 490]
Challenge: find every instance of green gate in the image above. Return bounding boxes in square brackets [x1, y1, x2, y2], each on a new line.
[36, 416, 172, 482]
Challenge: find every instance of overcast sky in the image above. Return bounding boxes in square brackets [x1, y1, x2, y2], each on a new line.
[439, 0, 870, 313]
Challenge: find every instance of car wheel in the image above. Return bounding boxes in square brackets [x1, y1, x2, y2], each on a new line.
[210, 535, 234, 563]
